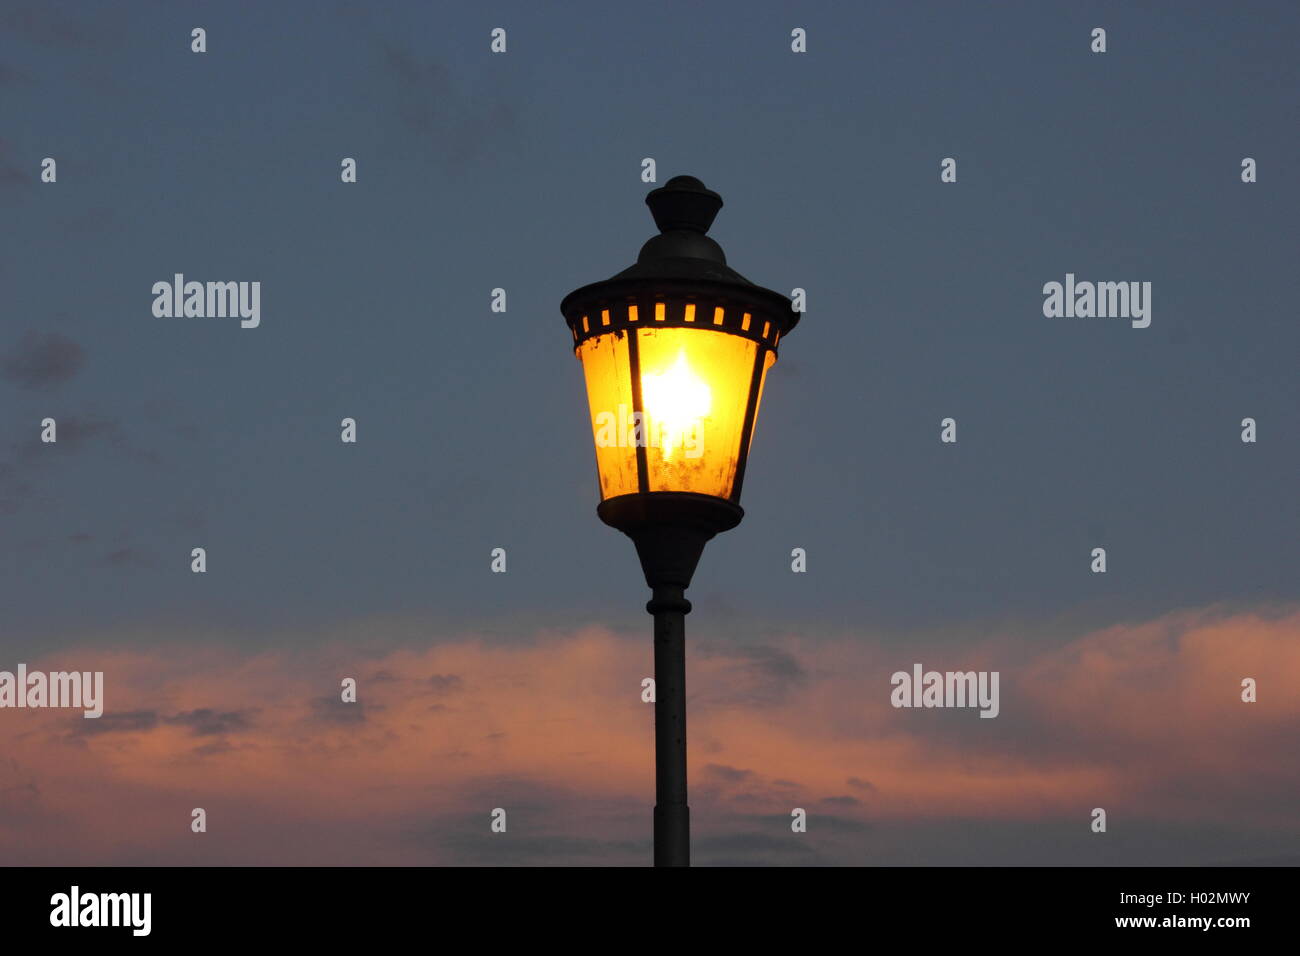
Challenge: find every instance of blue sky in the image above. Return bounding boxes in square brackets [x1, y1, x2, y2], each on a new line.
[1, 0, 1297, 865]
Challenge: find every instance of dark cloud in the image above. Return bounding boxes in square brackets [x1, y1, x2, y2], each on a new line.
[377, 43, 518, 171]
[697, 642, 808, 707]
[0, 761, 41, 815]
[430, 821, 644, 865]
[14, 415, 118, 458]
[380, 43, 453, 118]
[0, 64, 33, 87]
[811, 813, 874, 835]
[310, 695, 365, 725]
[0, 411, 133, 516]
[428, 673, 463, 695]
[164, 708, 254, 737]
[102, 547, 155, 569]
[705, 763, 754, 784]
[192, 740, 235, 757]
[821, 794, 861, 808]
[453, 775, 588, 813]
[0, 140, 32, 186]
[694, 828, 822, 866]
[68, 709, 158, 737]
[696, 810, 874, 865]
[409, 778, 646, 865]
[735, 644, 806, 682]
[0, 4, 102, 49]
[846, 776, 877, 793]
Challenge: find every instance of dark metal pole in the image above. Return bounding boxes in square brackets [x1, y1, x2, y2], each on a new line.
[649, 584, 691, 866]
[595, 493, 741, 866]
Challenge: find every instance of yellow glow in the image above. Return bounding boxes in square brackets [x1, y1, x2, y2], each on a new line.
[577, 332, 638, 499]
[576, 322, 776, 502]
[641, 348, 712, 462]
[637, 327, 759, 498]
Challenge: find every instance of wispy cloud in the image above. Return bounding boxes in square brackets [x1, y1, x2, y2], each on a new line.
[376, 42, 518, 172]
[1, 605, 1296, 864]
[1, 330, 85, 389]
[0, 3, 104, 50]
[0, 64, 33, 87]
[0, 139, 31, 187]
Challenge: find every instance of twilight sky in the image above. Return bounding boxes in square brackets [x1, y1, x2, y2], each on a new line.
[2, 0, 1298, 865]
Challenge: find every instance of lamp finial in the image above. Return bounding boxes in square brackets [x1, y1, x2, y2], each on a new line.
[645, 175, 723, 234]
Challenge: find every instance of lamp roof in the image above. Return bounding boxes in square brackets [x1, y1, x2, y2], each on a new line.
[560, 176, 798, 336]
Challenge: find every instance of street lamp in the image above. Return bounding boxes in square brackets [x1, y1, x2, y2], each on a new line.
[561, 175, 800, 866]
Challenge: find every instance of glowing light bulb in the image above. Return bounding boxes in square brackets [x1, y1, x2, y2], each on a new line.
[641, 348, 711, 460]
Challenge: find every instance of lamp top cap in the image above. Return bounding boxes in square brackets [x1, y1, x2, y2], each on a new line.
[646, 175, 723, 234]
[559, 174, 797, 338]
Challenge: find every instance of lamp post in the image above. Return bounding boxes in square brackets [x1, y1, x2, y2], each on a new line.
[561, 175, 799, 866]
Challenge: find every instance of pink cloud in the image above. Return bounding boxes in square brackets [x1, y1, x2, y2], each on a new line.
[0, 605, 1296, 864]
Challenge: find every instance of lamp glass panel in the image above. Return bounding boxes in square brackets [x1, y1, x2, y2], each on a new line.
[635, 326, 758, 498]
[748, 349, 778, 449]
[577, 331, 638, 499]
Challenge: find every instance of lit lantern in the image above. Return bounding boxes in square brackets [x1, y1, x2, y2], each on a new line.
[561, 175, 799, 584]
[559, 175, 800, 867]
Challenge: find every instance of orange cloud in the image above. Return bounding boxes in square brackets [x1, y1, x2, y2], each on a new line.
[0, 604, 1296, 864]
